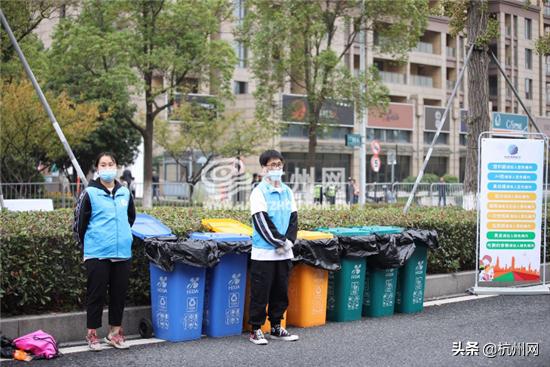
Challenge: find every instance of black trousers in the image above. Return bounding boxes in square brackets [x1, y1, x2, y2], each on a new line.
[248, 259, 291, 329]
[85, 259, 131, 329]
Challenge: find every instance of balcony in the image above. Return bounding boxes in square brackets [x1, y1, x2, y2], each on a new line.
[446, 47, 456, 58]
[379, 71, 406, 84]
[410, 75, 433, 88]
[412, 41, 434, 54]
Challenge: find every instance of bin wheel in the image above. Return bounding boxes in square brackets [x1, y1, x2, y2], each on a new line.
[139, 318, 153, 339]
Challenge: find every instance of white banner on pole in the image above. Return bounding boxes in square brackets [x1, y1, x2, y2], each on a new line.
[479, 138, 544, 283]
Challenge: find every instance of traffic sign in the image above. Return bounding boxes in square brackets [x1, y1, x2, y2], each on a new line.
[370, 140, 381, 155]
[345, 133, 362, 147]
[387, 150, 397, 165]
[370, 156, 381, 172]
[492, 112, 528, 133]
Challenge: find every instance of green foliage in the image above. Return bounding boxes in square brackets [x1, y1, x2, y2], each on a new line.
[535, 33, 550, 56]
[443, 174, 459, 183]
[4, 206, 546, 316]
[442, 0, 498, 47]
[403, 173, 441, 183]
[48, 0, 238, 205]
[240, 0, 428, 157]
[0, 80, 99, 182]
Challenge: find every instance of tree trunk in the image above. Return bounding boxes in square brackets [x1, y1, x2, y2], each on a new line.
[142, 72, 154, 209]
[463, 0, 491, 210]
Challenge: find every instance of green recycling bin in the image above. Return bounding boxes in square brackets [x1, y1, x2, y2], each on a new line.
[395, 245, 428, 314]
[326, 257, 366, 322]
[317, 226, 403, 321]
[363, 267, 398, 317]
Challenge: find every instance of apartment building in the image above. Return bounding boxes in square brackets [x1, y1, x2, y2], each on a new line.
[221, 0, 550, 185]
[31, 1, 550, 185]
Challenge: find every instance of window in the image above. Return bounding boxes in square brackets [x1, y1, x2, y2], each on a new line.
[459, 134, 468, 146]
[233, 0, 245, 20]
[525, 78, 532, 100]
[424, 156, 448, 177]
[234, 41, 248, 68]
[366, 128, 412, 143]
[524, 18, 532, 40]
[424, 132, 448, 145]
[234, 81, 248, 94]
[525, 49, 532, 70]
[281, 124, 352, 140]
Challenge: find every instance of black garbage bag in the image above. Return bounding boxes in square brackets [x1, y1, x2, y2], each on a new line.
[367, 232, 416, 269]
[143, 236, 179, 272]
[292, 238, 341, 271]
[338, 235, 379, 258]
[144, 237, 220, 272]
[216, 239, 252, 256]
[405, 229, 440, 250]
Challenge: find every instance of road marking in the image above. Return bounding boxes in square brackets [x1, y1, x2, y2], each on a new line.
[60, 337, 166, 354]
[424, 294, 497, 307]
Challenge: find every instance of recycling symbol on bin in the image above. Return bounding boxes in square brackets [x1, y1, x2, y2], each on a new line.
[228, 273, 241, 287]
[157, 276, 167, 289]
[352, 265, 361, 275]
[187, 277, 200, 289]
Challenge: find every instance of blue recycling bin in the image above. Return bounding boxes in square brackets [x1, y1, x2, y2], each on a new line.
[189, 232, 249, 338]
[133, 214, 206, 342]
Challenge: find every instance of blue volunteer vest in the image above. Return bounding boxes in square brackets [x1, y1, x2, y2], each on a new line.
[83, 186, 133, 259]
[252, 181, 293, 250]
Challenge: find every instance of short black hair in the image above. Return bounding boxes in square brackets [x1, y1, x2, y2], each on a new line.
[95, 152, 117, 167]
[259, 150, 284, 166]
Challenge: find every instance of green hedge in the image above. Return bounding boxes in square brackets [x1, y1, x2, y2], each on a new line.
[1, 207, 548, 316]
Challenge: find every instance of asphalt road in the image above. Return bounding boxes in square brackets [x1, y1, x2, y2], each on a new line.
[4, 295, 549, 367]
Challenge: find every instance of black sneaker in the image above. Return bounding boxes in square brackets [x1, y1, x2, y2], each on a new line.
[269, 325, 299, 341]
[249, 329, 268, 345]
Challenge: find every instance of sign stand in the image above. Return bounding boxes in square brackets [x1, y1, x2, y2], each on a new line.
[471, 131, 549, 296]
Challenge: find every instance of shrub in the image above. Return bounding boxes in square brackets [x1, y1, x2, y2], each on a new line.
[1, 206, 547, 315]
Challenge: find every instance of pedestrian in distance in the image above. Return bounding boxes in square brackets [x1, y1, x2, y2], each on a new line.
[248, 150, 299, 345]
[73, 152, 136, 351]
[152, 169, 160, 202]
[438, 176, 447, 207]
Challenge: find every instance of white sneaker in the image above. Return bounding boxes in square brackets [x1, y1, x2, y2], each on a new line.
[104, 329, 129, 349]
[86, 331, 102, 352]
[249, 329, 268, 345]
[269, 325, 299, 341]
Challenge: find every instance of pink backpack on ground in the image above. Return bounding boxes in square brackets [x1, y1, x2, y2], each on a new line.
[13, 330, 60, 360]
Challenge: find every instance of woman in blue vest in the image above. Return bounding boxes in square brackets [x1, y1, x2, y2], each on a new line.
[248, 150, 299, 345]
[74, 152, 136, 351]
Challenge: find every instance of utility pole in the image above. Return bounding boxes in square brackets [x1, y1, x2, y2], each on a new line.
[358, 6, 367, 206]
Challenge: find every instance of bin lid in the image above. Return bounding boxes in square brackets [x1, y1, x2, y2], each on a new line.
[189, 232, 251, 242]
[315, 226, 403, 236]
[297, 230, 334, 240]
[132, 213, 174, 239]
[201, 218, 253, 236]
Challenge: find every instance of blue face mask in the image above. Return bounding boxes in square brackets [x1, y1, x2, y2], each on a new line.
[99, 169, 117, 183]
[266, 169, 284, 182]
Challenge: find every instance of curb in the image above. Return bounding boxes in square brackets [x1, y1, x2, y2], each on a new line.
[1, 266, 547, 344]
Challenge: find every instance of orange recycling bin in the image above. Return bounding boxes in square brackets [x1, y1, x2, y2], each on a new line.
[287, 264, 329, 328]
[286, 230, 332, 328]
[242, 273, 287, 333]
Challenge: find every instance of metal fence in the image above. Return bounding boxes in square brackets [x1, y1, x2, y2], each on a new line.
[1, 181, 549, 209]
